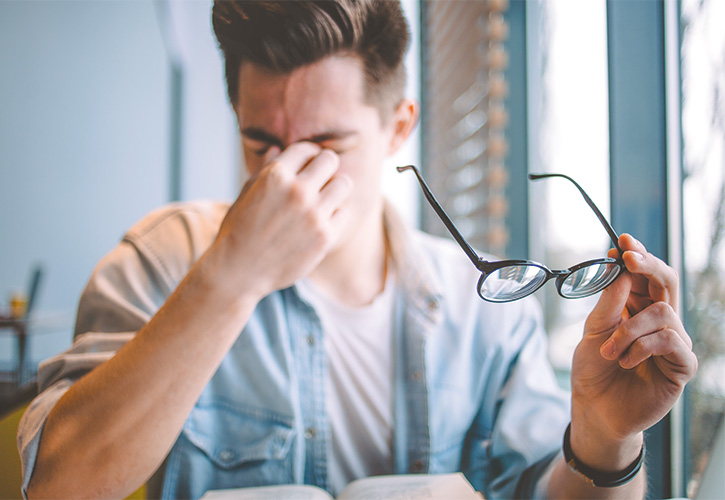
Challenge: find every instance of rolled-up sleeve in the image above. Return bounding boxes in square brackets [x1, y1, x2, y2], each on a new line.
[16, 202, 225, 494]
[17, 242, 163, 494]
[17, 332, 134, 496]
[16, 241, 157, 495]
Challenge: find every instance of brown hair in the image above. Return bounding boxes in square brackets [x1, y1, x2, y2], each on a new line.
[212, 0, 410, 118]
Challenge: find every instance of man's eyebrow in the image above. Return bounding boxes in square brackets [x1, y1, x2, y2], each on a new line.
[305, 131, 358, 143]
[241, 127, 284, 147]
[241, 127, 358, 145]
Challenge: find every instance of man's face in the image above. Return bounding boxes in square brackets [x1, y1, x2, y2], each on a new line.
[234, 55, 398, 229]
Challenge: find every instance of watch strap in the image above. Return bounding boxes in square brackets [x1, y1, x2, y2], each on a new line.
[563, 423, 645, 488]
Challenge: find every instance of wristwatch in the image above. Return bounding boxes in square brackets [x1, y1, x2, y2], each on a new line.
[563, 423, 645, 488]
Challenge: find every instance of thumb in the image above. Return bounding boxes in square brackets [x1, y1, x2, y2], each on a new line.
[585, 270, 632, 336]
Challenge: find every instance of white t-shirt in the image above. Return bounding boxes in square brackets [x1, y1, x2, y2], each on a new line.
[296, 271, 396, 495]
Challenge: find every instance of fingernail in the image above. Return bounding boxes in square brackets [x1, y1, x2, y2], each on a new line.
[600, 339, 616, 358]
[630, 251, 644, 261]
[623, 233, 641, 246]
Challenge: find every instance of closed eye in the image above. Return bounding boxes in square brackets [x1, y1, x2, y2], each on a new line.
[242, 137, 281, 157]
[241, 127, 359, 156]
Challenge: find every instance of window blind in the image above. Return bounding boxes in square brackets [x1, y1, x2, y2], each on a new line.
[421, 0, 511, 257]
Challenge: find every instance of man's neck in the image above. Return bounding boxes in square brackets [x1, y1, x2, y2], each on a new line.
[307, 200, 388, 308]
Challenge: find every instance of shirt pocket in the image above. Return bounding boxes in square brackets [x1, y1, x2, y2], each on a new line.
[161, 401, 296, 499]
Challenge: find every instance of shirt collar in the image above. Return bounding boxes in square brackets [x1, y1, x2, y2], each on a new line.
[383, 202, 444, 323]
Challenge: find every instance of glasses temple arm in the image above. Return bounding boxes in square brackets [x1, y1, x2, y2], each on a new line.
[528, 173, 623, 254]
[397, 165, 483, 266]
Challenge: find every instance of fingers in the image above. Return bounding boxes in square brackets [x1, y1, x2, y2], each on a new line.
[262, 145, 282, 165]
[264, 141, 323, 176]
[618, 329, 697, 381]
[297, 149, 340, 188]
[584, 266, 632, 335]
[599, 301, 696, 381]
[263, 143, 346, 196]
[616, 234, 679, 311]
[593, 235, 696, 383]
[319, 174, 353, 216]
[263, 143, 352, 242]
[218, 142, 355, 296]
[600, 301, 691, 356]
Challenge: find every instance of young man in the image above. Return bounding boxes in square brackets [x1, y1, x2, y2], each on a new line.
[19, 1, 696, 498]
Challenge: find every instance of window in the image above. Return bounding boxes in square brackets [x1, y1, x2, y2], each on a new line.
[680, 0, 725, 495]
[526, 0, 610, 386]
[420, 0, 722, 497]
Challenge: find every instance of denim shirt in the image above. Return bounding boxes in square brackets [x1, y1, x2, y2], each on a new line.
[18, 201, 569, 499]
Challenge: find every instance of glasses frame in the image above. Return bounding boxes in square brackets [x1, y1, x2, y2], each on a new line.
[397, 165, 626, 302]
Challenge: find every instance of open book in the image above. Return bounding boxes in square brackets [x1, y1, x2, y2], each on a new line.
[200, 473, 484, 500]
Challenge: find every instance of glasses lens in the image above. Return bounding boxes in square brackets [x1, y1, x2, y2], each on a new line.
[560, 261, 622, 298]
[480, 265, 548, 302]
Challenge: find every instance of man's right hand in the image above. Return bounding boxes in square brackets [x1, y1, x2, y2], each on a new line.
[27, 142, 353, 499]
[210, 142, 354, 300]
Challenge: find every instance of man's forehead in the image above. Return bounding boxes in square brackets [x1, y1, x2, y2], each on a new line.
[236, 56, 367, 108]
[235, 56, 379, 141]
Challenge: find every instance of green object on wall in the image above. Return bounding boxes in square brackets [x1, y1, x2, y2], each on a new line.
[0, 404, 26, 500]
[0, 403, 148, 499]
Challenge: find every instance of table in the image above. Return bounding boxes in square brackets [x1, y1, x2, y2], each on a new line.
[0, 316, 38, 417]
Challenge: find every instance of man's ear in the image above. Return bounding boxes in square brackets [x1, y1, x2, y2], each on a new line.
[387, 98, 419, 155]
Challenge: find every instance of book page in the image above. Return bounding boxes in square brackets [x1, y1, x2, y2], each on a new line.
[337, 473, 483, 500]
[200, 484, 332, 500]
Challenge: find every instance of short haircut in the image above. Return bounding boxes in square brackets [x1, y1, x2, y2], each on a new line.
[212, 0, 410, 119]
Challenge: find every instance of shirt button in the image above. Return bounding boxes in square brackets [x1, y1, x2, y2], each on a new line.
[427, 299, 439, 312]
[219, 449, 235, 462]
[304, 427, 317, 439]
[412, 371, 423, 381]
[412, 460, 424, 472]
[306, 334, 315, 346]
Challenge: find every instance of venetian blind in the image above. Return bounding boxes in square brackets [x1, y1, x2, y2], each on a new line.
[421, 0, 511, 257]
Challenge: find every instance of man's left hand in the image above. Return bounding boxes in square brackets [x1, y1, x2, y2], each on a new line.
[569, 233, 697, 469]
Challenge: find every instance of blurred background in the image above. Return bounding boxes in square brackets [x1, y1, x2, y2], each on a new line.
[0, 0, 722, 498]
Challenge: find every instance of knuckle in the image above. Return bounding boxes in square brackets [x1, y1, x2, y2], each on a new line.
[304, 210, 329, 240]
[265, 162, 287, 184]
[316, 218, 332, 243]
[287, 182, 311, 207]
[683, 331, 694, 349]
[651, 301, 674, 319]
[662, 328, 679, 344]
[669, 266, 679, 282]
[616, 322, 636, 343]
[630, 335, 648, 352]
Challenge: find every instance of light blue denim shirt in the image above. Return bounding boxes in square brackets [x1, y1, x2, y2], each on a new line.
[18, 201, 569, 499]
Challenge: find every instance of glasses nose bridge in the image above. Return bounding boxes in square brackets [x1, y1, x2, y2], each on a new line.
[539, 268, 566, 291]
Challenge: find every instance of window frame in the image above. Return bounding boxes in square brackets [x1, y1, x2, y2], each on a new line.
[606, 1, 680, 497]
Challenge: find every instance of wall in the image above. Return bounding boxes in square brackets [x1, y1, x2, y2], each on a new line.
[0, 0, 169, 362]
[0, 0, 238, 366]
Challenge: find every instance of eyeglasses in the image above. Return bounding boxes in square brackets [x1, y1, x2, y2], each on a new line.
[397, 165, 625, 303]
